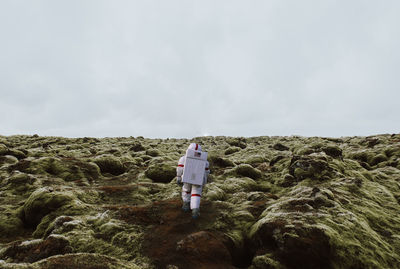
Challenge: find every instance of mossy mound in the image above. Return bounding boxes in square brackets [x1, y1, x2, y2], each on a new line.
[232, 164, 262, 180]
[21, 187, 78, 229]
[145, 149, 161, 157]
[8, 157, 100, 182]
[0, 143, 8, 155]
[226, 137, 247, 149]
[0, 212, 24, 238]
[272, 143, 289, 151]
[0, 234, 71, 263]
[145, 163, 176, 183]
[130, 142, 145, 152]
[225, 146, 241, 155]
[289, 155, 334, 181]
[209, 155, 235, 168]
[93, 155, 125, 176]
[0, 155, 18, 166]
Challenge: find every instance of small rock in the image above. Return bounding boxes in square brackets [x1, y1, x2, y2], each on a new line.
[272, 143, 289, 151]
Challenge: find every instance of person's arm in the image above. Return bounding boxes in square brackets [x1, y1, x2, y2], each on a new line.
[176, 156, 185, 185]
[204, 161, 211, 183]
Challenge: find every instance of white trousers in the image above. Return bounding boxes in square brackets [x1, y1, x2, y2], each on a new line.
[182, 183, 203, 209]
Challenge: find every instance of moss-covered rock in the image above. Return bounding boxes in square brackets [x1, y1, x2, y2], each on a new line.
[145, 163, 175, 183]
[272, 143, 289, 151]
[322, 145, 342, 158]
[94, 155, 125, 176]
[7, 149, 27, 160]
[0, 155, 18, 165]
[225, 146, 241, 155]
[0, 213, 24, 238]
[233, 164, 262, 180]
[21, 187, 76, 228]
[227, 137, 247, 149]
[31, 253, 142, 269]
[0, 143, 8, 155]
[289, 155, 334, 181]
[130, 142, 145, 152]
[0, 234, 71, 263]
[209, 155, 235, 168]
[145, 149, 161, 157]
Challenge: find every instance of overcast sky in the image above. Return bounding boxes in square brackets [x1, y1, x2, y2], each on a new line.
[0, 1, 399, 138]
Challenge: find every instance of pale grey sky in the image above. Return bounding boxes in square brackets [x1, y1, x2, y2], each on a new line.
[0, 0, 399, 138]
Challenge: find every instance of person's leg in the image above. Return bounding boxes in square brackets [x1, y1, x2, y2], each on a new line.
[181, 183, 192, 212]
[190, 184, 203, 218]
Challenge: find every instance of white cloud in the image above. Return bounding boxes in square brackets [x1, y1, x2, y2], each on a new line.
[0, 0, 399, 138]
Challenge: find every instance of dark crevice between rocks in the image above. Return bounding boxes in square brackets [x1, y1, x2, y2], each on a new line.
[223, 235, 256, 268]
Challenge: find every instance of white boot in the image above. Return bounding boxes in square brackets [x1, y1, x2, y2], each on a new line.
[182, 202, 190, 212]
[192, 208, 200, 219]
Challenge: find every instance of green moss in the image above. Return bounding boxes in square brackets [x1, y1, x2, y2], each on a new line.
[244, 155, 267, 167]
[208, 154, 235, 168]
[145, 149, 160, 157]
[0, 212, 24, 238]
[250, 254, 286, 269]
[203, 183, 226, 201]
[21, 187, 87, 236]
[219, 177, 257, 193]
[93, 155, 126, 176]
[0, 155, 18, 165]
[225, 146, 241, 155]
[370, 153, 388, 166]
[234, 164, 262, 180]
[33, 253, 142, 269]
[144, 163, 175, 183]
[322, 145, 342, 158]
[7, 149, 27, 160]
[0, 143, 8, 155]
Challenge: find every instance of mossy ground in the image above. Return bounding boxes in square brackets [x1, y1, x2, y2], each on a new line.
[0, 134, 399, 268]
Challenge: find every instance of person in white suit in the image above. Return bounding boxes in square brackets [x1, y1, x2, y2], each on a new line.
[176, 143, 210, 219]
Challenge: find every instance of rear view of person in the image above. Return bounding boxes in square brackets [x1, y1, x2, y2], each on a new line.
[176, 143, 210, 219]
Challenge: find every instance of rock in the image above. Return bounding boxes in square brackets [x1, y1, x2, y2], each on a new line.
[250, 254, 285, 269]
[0, 155, 18, 165]
[244, 155, 267, 167]
[269, 155, 285, 166]
[0, 144, 8, 155]
[176, 231, 232, 266]
[21, 187, 75, 228]
[0, 234, 71, 263]
[203, 184, 226, 201]
[93, 155, 126, 176]
[234, 164, 262, 180]
[276, 174, 297, 187]
[145, 163, 175, 183]
[370, 154, 388, 166]
[322, 145, 342, 158]
[289, 155, 333, 181]
[33, 253, 140, 269]
[227, 137, 247, 149]
[250, 218, 332, 269]
[225, 146, 241, 155]
[221, 177, 258, 193]
[130, 143, 145, 152]
[7, 149, 27, 160]
[0, 214, 24, 238]
[209, 155, 235, 168]
[272, 143, 289, 151]
[146, 149, 161, 157]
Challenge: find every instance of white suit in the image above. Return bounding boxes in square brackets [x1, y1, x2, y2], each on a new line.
[176, 143, 210, 210]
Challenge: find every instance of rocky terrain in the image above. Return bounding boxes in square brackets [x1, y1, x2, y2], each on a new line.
[0, 134, 399, 269]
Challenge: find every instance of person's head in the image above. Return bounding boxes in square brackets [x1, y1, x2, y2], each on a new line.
[188, 143, 201, 151]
